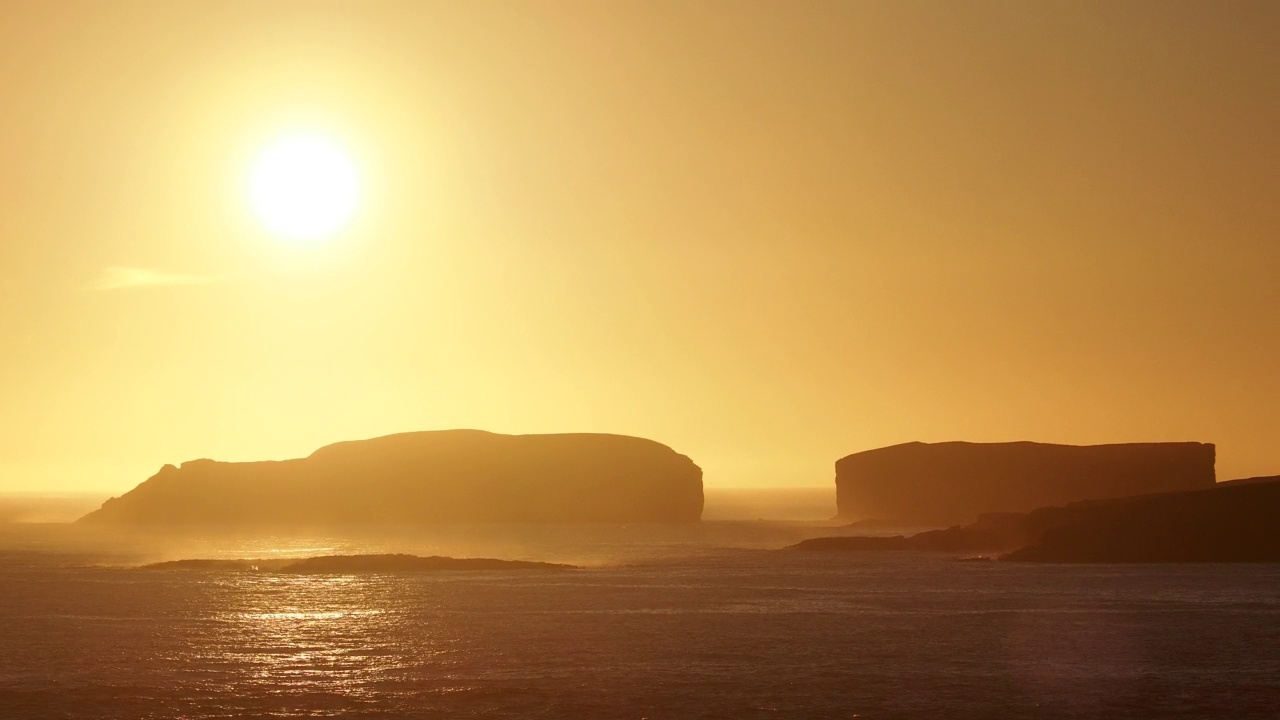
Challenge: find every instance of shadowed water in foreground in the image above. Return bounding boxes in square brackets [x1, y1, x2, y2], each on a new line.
[2, 523, 1278, 719]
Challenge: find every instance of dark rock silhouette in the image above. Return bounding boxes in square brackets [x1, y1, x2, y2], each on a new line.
[1004, 478, 1280, 562]
[787, 535, 916, 552]
[1216, 475, 1280, 487]
[142, 559, 265, 570]
[789, 512, 1039, 555]
[790, 477, 1280, 562]
[836, 440, 1215, 526]
[80, 430, 703, 524]
[143, 553, 574, 572]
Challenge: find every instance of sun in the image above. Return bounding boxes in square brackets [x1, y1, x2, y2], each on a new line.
[248, 133, 360, 242]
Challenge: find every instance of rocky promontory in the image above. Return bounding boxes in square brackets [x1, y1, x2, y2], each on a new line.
[80, 430, 703, 524]
[791, 477, 1280, 563]
[836, 440, 1215, 526]
[1002, 479, 1280, 562]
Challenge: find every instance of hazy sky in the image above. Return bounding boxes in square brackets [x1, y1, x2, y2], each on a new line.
[1, 1, 1276, 493]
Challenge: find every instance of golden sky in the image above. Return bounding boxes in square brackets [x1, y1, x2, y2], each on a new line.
[1, 1, 1276, 493]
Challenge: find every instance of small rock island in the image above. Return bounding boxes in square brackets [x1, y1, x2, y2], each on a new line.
[836, 440, 1215, 526]
[144, 554, 574, 573]
[79, 430, 703, 524]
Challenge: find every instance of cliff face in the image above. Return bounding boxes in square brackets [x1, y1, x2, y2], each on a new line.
[79, 430, 704, 524]
[835, 441, 1215, 526]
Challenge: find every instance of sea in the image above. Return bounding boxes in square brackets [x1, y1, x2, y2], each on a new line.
[1, 491, 1278, 719]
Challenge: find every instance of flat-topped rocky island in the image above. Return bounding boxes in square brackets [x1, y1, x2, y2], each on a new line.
[80, 430, 704, 525]
[836, 440, 1216, 526]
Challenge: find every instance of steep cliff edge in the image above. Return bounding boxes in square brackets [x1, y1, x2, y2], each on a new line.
[836, 441, 1214, 526]
[79, 430, 703, 524]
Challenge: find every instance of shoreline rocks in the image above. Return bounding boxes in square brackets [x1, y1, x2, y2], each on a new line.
[790, 477, 1280, 563]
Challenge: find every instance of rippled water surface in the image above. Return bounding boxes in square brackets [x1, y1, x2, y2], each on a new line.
[2, 523, 1278, 719]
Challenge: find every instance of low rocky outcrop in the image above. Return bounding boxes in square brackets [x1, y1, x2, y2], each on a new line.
[786, 535, 916, 552]
[1003, 479, 1280, 562]
[143, 553, 573, 572]
[788, 511, 1038, 555]
[80, 430, 703, 525]
[836, 440, 1215, 526]
[1216, 475, 1280, 487]
[790, 477, 1280, 562]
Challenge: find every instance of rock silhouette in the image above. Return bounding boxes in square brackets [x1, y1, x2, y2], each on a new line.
[791, 476, 1280, 562]
[1003, 478, 1280, 563]
[1215, 474, 1280, 487]
[836, 440, 1215, 526]
[144, 554, 574, 573]
[79, 430, 703, 524]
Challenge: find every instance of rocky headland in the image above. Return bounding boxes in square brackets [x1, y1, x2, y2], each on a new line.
[1215, 475, 1280, 487]
[80, 430, 703, 525]
[791, 477, 1280, 563]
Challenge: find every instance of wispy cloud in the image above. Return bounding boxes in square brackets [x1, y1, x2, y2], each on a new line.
[88, 266, 235, 292]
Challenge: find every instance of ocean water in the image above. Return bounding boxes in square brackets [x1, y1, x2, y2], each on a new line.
[1, 522, 1278, 720]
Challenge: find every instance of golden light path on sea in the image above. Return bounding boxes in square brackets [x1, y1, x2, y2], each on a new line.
[187, 573, 470, 705]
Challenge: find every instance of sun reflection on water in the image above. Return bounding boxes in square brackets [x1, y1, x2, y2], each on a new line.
[180, 572, 468, 712]
[243, 609, 383, 621]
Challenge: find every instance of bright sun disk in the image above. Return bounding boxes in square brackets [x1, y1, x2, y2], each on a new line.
[248, 134, 360, 242]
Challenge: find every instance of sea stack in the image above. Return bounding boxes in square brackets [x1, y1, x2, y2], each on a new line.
[80, 430, 704, 524]
[835, 441, 1215, 526]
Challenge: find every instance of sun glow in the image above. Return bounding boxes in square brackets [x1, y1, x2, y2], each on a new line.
[248, 134, 360, 242]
